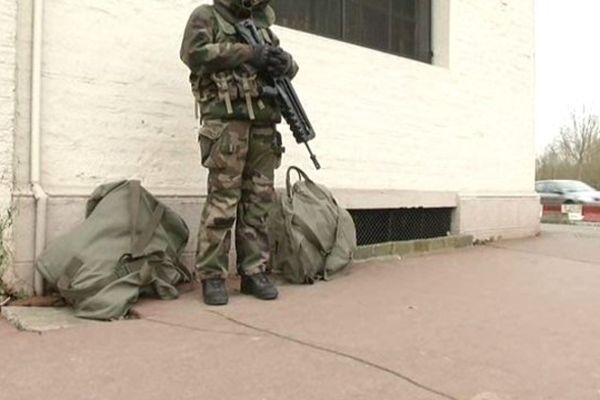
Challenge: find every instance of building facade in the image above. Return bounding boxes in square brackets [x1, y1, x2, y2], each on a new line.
[0, 0, 17, 293]
[0, 0, 537, 294]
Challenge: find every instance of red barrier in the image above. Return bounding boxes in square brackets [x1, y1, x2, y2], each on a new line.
[583, 205, 600, 222]
[543, 205, 561, 213]
[542, 204, 600, 223]
[541, 204, 568, 223]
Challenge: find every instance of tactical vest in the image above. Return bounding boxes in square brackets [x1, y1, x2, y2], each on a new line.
[193, 7, 281, 123]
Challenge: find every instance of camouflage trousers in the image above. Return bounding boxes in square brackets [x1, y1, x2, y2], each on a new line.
[196, 119, 283, 280]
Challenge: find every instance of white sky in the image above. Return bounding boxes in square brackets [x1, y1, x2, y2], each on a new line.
[536, 0, 600, 154]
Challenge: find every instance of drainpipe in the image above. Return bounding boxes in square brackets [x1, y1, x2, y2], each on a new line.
[31, 0, 47, 296]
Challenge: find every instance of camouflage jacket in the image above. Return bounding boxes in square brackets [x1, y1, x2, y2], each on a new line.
[180, 4, 298, 123]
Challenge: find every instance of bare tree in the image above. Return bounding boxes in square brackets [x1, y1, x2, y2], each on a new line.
[554, 108, 600, 179]
[536, 143, 561, 179]
[536, 107, 600, 187]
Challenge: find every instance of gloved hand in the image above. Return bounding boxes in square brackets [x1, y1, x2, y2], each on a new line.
[266, 47, 294, 77]
[247, 44, 271, 71]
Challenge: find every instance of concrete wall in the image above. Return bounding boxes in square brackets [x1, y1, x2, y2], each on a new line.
[0, 0, 16, 212]
[7, 0, 537, 293]
[0, 0, 17, 292]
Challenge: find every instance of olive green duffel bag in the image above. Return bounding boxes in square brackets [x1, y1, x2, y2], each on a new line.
[268, 167, 357, 284]
[36, 180, 192, 320]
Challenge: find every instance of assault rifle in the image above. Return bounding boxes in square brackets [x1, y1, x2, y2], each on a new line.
[235, 19, 321, 170]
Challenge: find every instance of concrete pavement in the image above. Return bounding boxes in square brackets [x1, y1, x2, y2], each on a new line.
[2, 224, 600, 400]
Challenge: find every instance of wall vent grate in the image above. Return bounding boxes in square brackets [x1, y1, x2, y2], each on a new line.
[348, 208, 453, 246]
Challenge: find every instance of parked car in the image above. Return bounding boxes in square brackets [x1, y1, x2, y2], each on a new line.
[535, 180, 600, 205]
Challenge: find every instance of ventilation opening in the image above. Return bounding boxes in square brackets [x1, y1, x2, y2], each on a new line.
[349, 208, 454, 246]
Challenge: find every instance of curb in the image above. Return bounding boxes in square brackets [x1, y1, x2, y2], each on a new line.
[1, 306, 99, 332]
[353, 235, 474, 261]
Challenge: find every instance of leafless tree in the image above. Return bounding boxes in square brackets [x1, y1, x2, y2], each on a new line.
[536, 108, 600, 187]
[554, 108, 600, 179]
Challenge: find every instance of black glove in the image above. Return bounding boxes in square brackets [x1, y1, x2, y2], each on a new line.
[266, 47, 294, 77]
[247, 44, 271, 71]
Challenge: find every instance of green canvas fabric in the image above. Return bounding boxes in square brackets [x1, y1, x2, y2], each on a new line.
[36, 180, 191, 320]
[268, 167, 357, 284]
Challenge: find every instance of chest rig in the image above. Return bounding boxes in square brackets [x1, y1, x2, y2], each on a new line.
[195, 7, 275, 121]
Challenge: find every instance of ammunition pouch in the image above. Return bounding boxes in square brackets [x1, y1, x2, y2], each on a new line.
[196, 70, 267, 120]
[210, 72, 236, 115]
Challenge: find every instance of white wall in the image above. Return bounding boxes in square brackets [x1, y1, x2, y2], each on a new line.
[0, 0, 17, 291]
[0, 0, 16, 211]
[278, 0, 534, 193]
[6, 0, 537, 293]
[13, 0, 534, 195]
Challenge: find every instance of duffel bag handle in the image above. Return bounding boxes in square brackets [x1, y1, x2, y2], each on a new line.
[286, 166, 313, 198]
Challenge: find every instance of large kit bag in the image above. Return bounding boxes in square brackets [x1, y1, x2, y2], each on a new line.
[36, 180, 192, 320]
[268, 167, 357, 284]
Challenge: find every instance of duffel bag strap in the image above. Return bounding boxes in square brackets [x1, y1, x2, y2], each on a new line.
[132, 204, 165, 257]
[56, 257, 84, 302]
[117, 250, 192, 285]
[57, 252, 163, 303]
[57, 257, 118, 303]
[129, 180, 166, 257]
[285, 166, 313, 198]
[130, 180, 142, 250]
[116, 251, 165, 286]
[285, 166, 331, 200]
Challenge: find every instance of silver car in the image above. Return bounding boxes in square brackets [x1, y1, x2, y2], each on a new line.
[535, 180, 600, 205]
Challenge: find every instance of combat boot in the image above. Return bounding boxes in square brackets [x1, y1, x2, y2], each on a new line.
[240, 272, 278, 300]
[201, 278, 229, 306]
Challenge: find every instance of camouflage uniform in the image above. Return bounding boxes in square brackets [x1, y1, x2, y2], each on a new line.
[180, 0, 297, 280]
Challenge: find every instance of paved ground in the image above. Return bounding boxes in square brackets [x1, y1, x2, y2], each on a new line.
[2, 224, 600, 400]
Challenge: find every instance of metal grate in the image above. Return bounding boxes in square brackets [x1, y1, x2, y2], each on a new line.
[349, 208, 453, 246]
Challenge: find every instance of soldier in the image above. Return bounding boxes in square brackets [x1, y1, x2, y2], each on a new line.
[180, 0, 298, 305]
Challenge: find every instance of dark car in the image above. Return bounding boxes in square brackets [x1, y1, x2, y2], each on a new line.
[535, 180, 600, 205]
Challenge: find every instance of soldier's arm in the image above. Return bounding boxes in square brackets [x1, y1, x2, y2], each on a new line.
[268, 29, 299, 79]
[180, 6, 254, 74]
